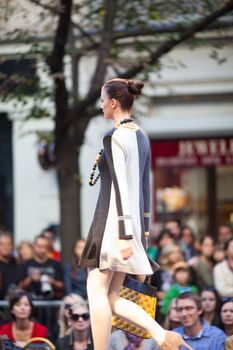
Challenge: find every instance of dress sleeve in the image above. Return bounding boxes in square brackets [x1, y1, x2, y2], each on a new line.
[143, 149, 151, 238]
[103, 132, 133, 240]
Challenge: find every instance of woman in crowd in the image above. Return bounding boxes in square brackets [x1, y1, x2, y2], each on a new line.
[58, 293, 85, 338]
[63, 239, 87, 299]
[56, 300, 92, 350]
[0, 290, 47, 346]
[200, 288, 220, 327]
[220, 298, 233, 337]
[16, 241, 34, 264]
[180, 226, 199, 260]
[79, 78, 191, 350]
[192, 235, 215, 289]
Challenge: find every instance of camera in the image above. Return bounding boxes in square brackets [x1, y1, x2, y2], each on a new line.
[40, 274, 53, 295]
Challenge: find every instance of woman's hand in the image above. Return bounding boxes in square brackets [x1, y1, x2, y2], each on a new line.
[117, 239, 133, 260]
[159, 331, 193, 350]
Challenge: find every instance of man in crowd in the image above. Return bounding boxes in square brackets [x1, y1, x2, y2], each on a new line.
[174, 291, 225, 350]
[18, 235, 64, 299]
[0, 232, 18, 299]
[217, 224, 233, 246]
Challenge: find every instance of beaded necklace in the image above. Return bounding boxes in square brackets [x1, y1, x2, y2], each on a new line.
[88, 117, 133, 186]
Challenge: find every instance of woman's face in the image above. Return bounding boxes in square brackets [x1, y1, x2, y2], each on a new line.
[221, 301, 233, 326]
[201, 237, 214, 258]
[159, 234, 173, 248]
[201, 290, 217, 313]
[11, 295, 31, 320]
[181, 228, 194, 245]
[71, 304, 90, 332]
[19, 244, 33, 261]
[101, 88, 115, 120]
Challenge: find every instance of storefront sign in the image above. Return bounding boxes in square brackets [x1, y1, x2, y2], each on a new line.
[151, 138, 233, 168]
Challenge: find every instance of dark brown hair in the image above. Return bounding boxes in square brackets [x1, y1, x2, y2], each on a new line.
[9, 290, 33, 320]
[103, 78, 144, 111]
[176, 291, 202, 311]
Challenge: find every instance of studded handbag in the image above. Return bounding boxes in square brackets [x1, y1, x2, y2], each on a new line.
[112, 275, 157, 339]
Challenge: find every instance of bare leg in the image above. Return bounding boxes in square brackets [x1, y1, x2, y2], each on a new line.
[87, 268, 114, 350]
[108, 272, 193, 350]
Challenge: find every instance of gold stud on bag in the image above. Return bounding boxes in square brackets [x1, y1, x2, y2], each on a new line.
[112, 275, 157, 338]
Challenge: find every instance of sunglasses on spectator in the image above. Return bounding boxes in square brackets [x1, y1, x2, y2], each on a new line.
[71, 313, 90, 321]
[64, 303, 73, 310]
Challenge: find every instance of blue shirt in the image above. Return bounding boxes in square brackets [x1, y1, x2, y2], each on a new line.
[173, 320, 226, 350]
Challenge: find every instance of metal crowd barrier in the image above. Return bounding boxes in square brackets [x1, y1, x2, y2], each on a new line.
[0, 300, 62, 341]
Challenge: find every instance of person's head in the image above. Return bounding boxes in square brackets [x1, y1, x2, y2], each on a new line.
[200, 288, 219, 314]
[225, 238, 233, 261]
[101, 78, 144, 119]
[181, 226, 195, 246]
[164, 298, 181, 330]
[220, 299, 233, 331]
[176, 292, 202, 329]
[213, 243, 225, 263]
[217, 224, 233, 244]
[41, 226, 57, 250]
[73, 239, 86, 260]
[173, 261, 190, 286]
[164, 219, 181, 240]
[70, 301, 90, 333]
[9, 290, 33, 321]
[33, 235, 49, 261]
[157, 229, 174, 249]
[0, 233, 13, 260]
[159, 244, 184, 268]
[17, 241, 34, 263]
[200, 235, 215, 259]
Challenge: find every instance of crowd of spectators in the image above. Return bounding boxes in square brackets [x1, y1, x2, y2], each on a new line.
[0, 220, 233, 349]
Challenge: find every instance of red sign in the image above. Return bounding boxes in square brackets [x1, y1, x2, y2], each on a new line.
[151, 138, 233, 168]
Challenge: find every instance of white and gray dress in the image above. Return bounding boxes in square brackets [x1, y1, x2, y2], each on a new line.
[79, 125, 159, 275]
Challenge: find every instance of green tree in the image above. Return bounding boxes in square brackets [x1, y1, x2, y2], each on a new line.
[1, 0, 233, 261]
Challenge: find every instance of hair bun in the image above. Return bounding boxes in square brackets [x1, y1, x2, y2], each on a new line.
[127, 80, 144, 96]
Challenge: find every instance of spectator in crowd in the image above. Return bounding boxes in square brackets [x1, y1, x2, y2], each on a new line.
[0, 290, 47, 347]
[18, 235, 64, 300]
[163, 298, 181, 331]
[174, 291, 226, 350]
[213, 238, 233, 298]
[58, 293, 85, 338]
[41, 226, 61, 261]
[0, 232, 18, 299]
[200, 288, 220, 327]
[161, 261, 198, 316]
[220, 298, 233, 337]
[109, 329, 160, 350]
[164, 219, 182, 243]
[192, 236, 215, 289]
[56, 300, 93, 350]
[16, 241, 34, 265]
[217, 224, 233, 246]
[63, 239, 87, 299]
[213, 243, 225, 264]
[225, 335, 233, 350]
[151, 244, 184, 301]
[180, 226, 200, 260]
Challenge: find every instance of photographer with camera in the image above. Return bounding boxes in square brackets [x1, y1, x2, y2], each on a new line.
[18, 235, 64, 300]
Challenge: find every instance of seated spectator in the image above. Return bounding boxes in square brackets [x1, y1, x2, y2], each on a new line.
[0, 232, 18, 299]
[214, 238, 233, 298]
[153, 229, 175, 261]
[63, 239, 87, 299]
[192, 236, 215, 289]
[180, 226, 200, 260]
[200, 288, 220, 327]
[213, 243, 225, 264]
[220, 298, 233, 337]
[151, 244, 185, 301]
[18, 235, 64, 300]
[58, 293, 85, 338]
[174, 291, 226, 350]
[217, 224, 233, 246]
[161, 261, 198, 316]
[16, 241, 34, 265]
[164, 219, 182, 243]
[163, 298, 181, 330]
[0, 290, 47, 347]
[41, 226, 61, 261]
[109, 330, 160, 349]
[56, 300, 92, 350]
